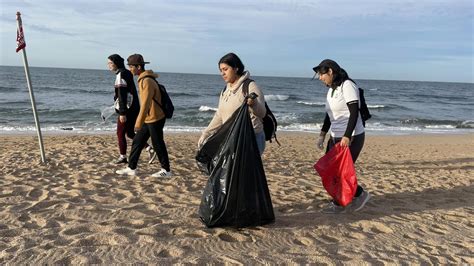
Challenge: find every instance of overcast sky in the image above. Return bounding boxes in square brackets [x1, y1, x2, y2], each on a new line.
[1, 0, 473, 82]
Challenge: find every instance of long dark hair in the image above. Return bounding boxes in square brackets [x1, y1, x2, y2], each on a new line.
[108, 54, 125, 69]
[218, 52, 245, 76]
[314, 59, 352, 89]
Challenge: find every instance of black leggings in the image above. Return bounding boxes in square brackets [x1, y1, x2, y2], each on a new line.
[128, 119, 170, 172]
[326, 133, 365, 197]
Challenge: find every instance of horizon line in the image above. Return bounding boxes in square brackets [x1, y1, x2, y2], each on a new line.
[1, 64, 472, 84]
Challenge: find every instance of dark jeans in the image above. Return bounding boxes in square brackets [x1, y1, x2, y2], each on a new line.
[326, 133, 365, 197]
[128, 119, 170, 172]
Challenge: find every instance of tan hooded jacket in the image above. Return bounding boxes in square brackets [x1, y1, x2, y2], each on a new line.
[198, 71, 266, 146]
[135, 70, 165, 129]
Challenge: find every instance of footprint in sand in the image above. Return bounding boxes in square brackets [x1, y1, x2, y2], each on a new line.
[217, 231, 252, 242]
[346, 232, 367, 240]
[114, 227, 139, 243]
[62, 226, 91, 236]
[1, 228, 22, 238]
[53, 237, 73, 246]
[184, 229, 209, 239]
[27, 188, 47, 200]
[402, 233, 418, 240]
[320, 234, 339, 244]
[18, 213, 30, 222]
[362, 221, 394, 234]
[293, 237, 314, 246]
[155, 247, 184, 258]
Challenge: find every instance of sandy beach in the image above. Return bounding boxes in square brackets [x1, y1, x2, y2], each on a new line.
[0, 132, 473, 264]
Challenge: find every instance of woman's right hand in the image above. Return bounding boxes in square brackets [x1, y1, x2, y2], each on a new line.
[317, 132, 326, 150]
[317, 136, 325, 150]
[340, 136, 351, 147]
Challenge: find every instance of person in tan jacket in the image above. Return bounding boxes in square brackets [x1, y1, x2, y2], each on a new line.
[198, 52, 267, 155]
[116, 54, 171, 177]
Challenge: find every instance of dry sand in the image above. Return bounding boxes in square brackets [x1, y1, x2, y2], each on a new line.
[0, 132, 473, 264]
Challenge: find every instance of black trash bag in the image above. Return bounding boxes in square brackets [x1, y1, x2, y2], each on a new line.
[195, 109, 239, 176]
[196, 102, 275, 228]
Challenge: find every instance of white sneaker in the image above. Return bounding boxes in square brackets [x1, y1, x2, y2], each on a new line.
[115, 167, 136, 176]
[151, 169, 172, 178]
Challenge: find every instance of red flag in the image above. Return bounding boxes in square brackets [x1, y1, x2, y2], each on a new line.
[16, 24, 26, 52]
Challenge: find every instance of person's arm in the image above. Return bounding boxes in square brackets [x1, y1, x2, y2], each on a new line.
[198, 110, 222, 147]
[115, 72, 128, 116]
[117, 86, 128, 115]
[343, 101, 359, 138]
[321, 113, 331, 133]
[340, 80, 360, 146]
[134, 79, 154, 131]
[198, 97, 223, 147]
[246, 82, 266, 118]
[317, 113, 331, 150]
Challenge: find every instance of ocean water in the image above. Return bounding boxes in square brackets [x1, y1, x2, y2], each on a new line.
[0, 66, 473, 135]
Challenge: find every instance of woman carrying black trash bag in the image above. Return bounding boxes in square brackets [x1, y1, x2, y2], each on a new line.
[313, 59, 371, 214]
[196, 53, 274, 228]
[198, 53, 267, 155]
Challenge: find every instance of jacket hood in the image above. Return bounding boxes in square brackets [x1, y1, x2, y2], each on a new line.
[138, 70, 159, 81]
[228, 71, 250, 92]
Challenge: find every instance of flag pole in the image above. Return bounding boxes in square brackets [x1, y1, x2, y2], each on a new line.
[16, 11, 46, 164]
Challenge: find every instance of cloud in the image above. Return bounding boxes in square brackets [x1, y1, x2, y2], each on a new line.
[28, 24, 74, 36]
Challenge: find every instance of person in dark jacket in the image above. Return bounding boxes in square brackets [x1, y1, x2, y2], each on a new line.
[107, 54, 141, 164]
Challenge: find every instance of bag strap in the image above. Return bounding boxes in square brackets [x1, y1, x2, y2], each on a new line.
[144, 77, 164, 110]
[241, 79, 254, 96]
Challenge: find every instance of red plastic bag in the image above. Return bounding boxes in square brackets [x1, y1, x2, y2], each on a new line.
[314, 143, 358, 207]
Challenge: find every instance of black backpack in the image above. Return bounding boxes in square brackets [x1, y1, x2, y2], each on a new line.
[358, 87, 372, 127]
[150, 78, 174, 119]
[241, 79, 280, 145]
[342, 79, 372, 127]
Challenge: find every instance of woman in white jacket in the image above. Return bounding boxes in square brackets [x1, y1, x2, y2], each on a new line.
[314, 59, 371, 214]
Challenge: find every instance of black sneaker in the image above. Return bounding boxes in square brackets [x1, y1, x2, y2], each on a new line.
[114, 157, 128, 164]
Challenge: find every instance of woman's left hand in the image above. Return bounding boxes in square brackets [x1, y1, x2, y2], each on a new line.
[340, 136, 351, 147]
